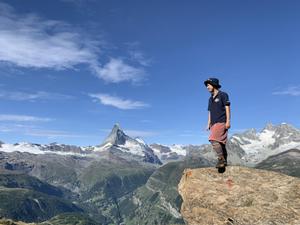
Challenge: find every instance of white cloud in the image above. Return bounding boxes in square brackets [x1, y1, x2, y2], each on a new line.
[91, 58, 145, 83]
[0, 3, 145, 84]
[272, 86, 300, 96]
[0, 114, 53, 122]
[129, 51, 151, 67]
[0, 3, 98, 70]
[0, 123, 93, 139]
[89, 93, 150, 110]
[126, 42, 151, 67]
[0, 90, 73, 101]
[24, 129, 90, 138]
[0, 123, 38, 132]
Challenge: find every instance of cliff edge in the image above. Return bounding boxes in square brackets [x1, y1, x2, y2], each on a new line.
[178, 166, 300, 225]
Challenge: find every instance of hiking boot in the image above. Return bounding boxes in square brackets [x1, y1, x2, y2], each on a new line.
[224, 159, 228, 166]
[216, 156, 225, 168]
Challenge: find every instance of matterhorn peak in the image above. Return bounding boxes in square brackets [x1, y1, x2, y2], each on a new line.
[101, 123, 128, 146]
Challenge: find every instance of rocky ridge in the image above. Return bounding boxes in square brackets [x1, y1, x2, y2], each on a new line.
[178, 166, 300, 225]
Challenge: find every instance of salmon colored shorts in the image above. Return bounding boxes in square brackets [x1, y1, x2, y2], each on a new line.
[209, 122, 228, 144]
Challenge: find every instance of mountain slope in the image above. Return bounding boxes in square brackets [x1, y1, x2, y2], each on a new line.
[255, 149, 300, 177]
[77, 153, 156, 224]
[231, 123, 300, 165]
[0, 172, 64, 197]
[122, 155, 213, 225]
[41, 212, 101, 225]
[0, 187, 81, 223]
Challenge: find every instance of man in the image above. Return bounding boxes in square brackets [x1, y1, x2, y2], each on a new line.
[204, 78, 231, 169]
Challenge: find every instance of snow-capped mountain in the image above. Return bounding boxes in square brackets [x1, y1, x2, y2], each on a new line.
[150, 144, 185, 162]
[86, 124, 162, 165]
[230, 123, 300, 165]
[151, 123, 300, 166]
[1, 122, 299, 166]
[0, 142, 87, 156]
[0, 124, 161, 165]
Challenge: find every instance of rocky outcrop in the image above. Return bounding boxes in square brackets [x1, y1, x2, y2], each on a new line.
[0, 218, 36, 225]
[178, 166, 300, 225]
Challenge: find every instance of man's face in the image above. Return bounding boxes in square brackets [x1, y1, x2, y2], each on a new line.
[206, 83, 215, 93]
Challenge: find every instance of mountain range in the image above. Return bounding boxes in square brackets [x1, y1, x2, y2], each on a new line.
[0, 122, 300, 224]
[2, 122, 299, 166]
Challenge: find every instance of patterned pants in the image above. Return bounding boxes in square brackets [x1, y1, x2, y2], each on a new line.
[210, 140, 227, 160]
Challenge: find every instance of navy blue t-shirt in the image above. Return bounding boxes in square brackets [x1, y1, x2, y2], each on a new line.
[208, 91, 230, 125]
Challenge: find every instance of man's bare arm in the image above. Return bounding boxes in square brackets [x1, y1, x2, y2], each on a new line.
[225, 105, 231, 129]
[207, 111, 211, 130]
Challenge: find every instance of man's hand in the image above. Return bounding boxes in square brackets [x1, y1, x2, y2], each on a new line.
[206, 124, 211, 131]
[225, 122, 231, 130]
[225, 106, 231, 130]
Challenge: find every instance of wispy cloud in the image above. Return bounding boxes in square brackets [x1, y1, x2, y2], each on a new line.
[272, 86, 300, 96]
[0, 114, 53, 122]
[125, 129, 158, 138]
[0, 3, 146, 84]
[25, 129, 91, 138]
[89, 93, 150, 110]
[126, 42, 151, 67]
[91, 58, 145, 83]
[0, 90, 74, 101]
[0, 3, 98, 70]
[0, 123, 93, 139]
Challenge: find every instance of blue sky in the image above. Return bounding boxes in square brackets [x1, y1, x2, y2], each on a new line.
[0, 0, 300, 146]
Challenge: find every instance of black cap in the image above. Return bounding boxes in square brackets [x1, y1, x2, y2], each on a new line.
[204, 78, 221, 89]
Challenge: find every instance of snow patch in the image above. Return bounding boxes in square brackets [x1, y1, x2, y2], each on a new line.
[118, 139, 146, 156]
[1, 143, 45, 154]
[0, 143, 87, 156]
[91, 143, 112, 152]
[169, 144, 186, 156]
[240, 130, 276, 154]
[151, 147, 162, 158]
[135, 137, 146, 145]
[259, 130, 276, 145]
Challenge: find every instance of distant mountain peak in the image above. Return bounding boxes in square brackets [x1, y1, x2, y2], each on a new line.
[113, 123, 121, 130]
[244, 128, 257, 135]
[277, 122, 296, 130]
[263, 123, 276, 131]
[94, 124, 162, 164]
[262, 122, 297, 133]
[101, 123, 128, 146]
